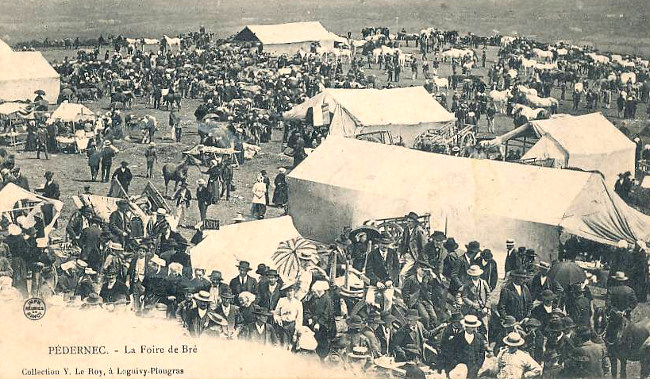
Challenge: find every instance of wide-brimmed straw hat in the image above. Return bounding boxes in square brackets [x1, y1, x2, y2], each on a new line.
[611, 271, 628, 281]
[467, 265, 483, 277]
[503, 332, 525, 347]
[461, 315, 482, 328]
[193, 290, 212, 303]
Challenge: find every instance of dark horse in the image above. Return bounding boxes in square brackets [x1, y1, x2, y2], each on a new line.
[594, 307, 650, 378]
[162, 155, 198, 196]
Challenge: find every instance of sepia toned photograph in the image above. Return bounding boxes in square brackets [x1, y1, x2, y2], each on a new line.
[0, 0, 649, 378]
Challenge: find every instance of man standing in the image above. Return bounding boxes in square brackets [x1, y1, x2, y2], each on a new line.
[170, 110, 182, 143]
[606, 271, 638, 317]
[627, 241, 649, 303]
[400, 212, 427, 281]
[423, 231, 447, 276]
[461, 265, 490, 329]
[443, 238, 471, 296]
[239, 305, 279, 345]
[145, 142, 157, 179]
[87, 141, 102, 181]
[498, 269, 533, 321]
[216, 287, 242, 338]
[108, 199, 131, 247]
[196, 179, 211, 222]
[256, 269, 281, 311]
[101, 140, 119, 183]
[504, 239, 518, 274]
[229, 261, 257, 304]
[572, 326, 610, 378]
[112, 161, 133, 193]
[402, 261, 438, 328]
[36, 125, 48, 160]
[447, 315, 489, 379]
[473, 249, 498, 291]
[528, 261, 564, 304]
[220, 156, 234, 201]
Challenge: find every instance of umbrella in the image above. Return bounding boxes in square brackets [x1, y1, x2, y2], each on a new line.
[348, 225, 381, 242]
[272, 237, 318, 281]
[547, 261, 586, 290]
[34, 89, 46, 96]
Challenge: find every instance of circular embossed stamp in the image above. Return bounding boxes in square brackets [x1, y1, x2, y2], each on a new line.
[23, 297, 46, 320]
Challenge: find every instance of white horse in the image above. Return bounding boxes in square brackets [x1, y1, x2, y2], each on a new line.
[517, 85, 538, 97]
[489, 89, 512, 113]
[531, 48, 554, 61]
[513, 104, 546, 120]
[431, 76, 449, 91]
[526, 94, 559, 109]
[162, 35, 182, 50]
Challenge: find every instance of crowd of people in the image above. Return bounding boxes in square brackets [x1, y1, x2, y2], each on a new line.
[1, 200, 649, 378]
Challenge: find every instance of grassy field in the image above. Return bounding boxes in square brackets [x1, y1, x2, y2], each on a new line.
[1, 0, 649, 56]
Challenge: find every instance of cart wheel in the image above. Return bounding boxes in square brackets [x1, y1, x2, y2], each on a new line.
[382, 222, 404, 243]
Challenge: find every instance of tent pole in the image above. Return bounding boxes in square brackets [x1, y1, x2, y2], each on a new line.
[504, 140, 509, 161]
[329, 247, 337, 285]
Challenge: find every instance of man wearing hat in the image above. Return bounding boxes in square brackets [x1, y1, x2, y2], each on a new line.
[375, 311, 398, 356]
[447, 315, 489, 378]
[461, 265, 490, 324]
[465, 241, 481, 261]
[565, 284, 592, 327]
[145, 142, 157, 179]
[35, 124, 49, 160]
[66, 205, 93, 245]
[172, 181, 192, 224]
[40, 171, 60, 200]
[10, 167, 29, 191]
[111, 161, 133, 193]
[185, 290, 215, 337]
[239, 305, 279, 345]
[399, 212, 427, 279]
[220, 155, 234, 201]
[530, 289, 556, 329]
[528, 261, 564, 306]
[196, 178, 211, 222]
[495, 332, 542, 379]
[216, 287, 242, 338]
[100, 140, 119, 183]
[256, 269, 281, 310]
[443, 237, 470, 296]
[56, 259, 85, 295]
[108, 199, 131, 247]
[189, 268, 211, 293]
[606, 271, 638, 317]
[344, 315, 374, 355]
[423, 230, 447, 276]
[392, 309, 430, 362]
[504, 239, 519, 274]
[273, 281, 303, 347]
[402, 260, 438, 328]
[440, 311, 464, 361]
[75, 266, 98, 300]
[207, 270, 224, 299]
[99, 268, 129, 304]
[473, 249, 498, 291]
[229, 261, 258, 305]
[498, 269, 532, 322]
[572, 326, 610, 378]
[365, 232, 399, 311]
[543, 318, 571, 370]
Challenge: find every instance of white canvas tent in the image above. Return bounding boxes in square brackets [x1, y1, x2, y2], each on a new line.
[234, 22, 335, 56]
[0, 40, 60, 104]
[283, 87, 454, 147]
[0, 183, 63, 236]
[491, 113, 635, 186]
[47, 102, 95, 124]
[191, 216, 302, 282]
[287, 137, 650, 273]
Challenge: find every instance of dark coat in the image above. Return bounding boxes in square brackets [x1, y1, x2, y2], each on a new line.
[239, 322, 279, 345]
[528, 273, 564, 302]
[606, 284, 638, 312]
[13, 174, 29, 191]
[185, 308, 220, 337]
[111, 167, 133, 189]
[229, 275, 258, 304]
[498, 282, 533, 321]
[43, 180, 60, 200]
[530, 303, 554, 329]
[574, 340, 610, 378]
[392, 322, 428, 362]
[108, 209, 130, 243]
[444, 252, 471, 294]
[423, 242, 447, 275]
[375, 324, 396, 356]
[447, 332, 487, 375]
[256, 281, 281, 310]
[473, 256, 498, 291]
[196, 186, 211, 206]
[365, 248, 400, 286]
[565, 294, 592, 327]
[305, 293, 335, 334]
[402, 274, 432, 308]
[216, 304, 242, 334]
[99, 280, 129, 303]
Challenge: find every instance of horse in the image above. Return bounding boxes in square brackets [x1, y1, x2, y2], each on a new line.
[162, 89, 182, 110]
[162, 155, 198, 196]
[594, 307, 650, 378]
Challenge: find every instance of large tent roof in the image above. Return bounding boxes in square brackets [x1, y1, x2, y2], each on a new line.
[47, 102, 95, 124]
[530, 113, 634, 155]
[236, 22, 333, 45]
[283, 87, 454, 126]
[0, 51, 59, 82]
[190, 216, 302, 282]
[289, 137, 650, 246]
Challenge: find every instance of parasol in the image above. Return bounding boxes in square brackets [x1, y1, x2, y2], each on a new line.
[348, 225, 381, 242]
[272, 237, 318, 280]
[547, 261, 586, 290]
